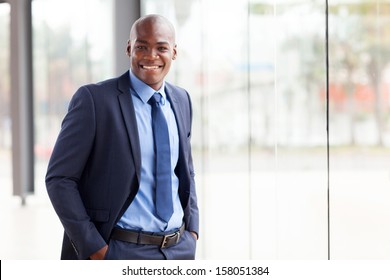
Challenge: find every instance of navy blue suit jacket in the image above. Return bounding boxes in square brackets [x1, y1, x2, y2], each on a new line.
[46, 71, 199, 260]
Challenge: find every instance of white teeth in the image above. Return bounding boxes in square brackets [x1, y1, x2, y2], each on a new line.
[142, 65, 160, 69]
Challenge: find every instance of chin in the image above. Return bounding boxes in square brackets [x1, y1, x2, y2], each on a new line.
[145, 79, 163, 90]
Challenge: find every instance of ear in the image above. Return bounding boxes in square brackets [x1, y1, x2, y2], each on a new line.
[172, 44, 177, 60]
[126, 40, 131, 57]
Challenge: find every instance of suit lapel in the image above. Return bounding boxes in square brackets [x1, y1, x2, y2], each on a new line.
[165, 84, 188, 187]
[165, 83, 191, 208]
[165, 83, 186, 147]
[117, 72, 141, 181]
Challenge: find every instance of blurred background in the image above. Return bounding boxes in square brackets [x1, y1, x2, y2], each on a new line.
[1, 0, 390, 260]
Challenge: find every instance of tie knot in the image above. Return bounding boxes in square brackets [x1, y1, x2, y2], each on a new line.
[149, 92, 162, 106]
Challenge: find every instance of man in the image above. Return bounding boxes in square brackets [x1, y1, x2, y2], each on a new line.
[46, 14, 199, 260]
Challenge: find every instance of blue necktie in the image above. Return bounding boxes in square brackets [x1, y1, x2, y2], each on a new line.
[148, 92, 173, 222]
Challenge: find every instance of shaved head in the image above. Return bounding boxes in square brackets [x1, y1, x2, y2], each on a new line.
[130, 14, 176, 44]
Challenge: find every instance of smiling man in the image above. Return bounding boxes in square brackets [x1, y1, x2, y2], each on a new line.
[46, 14, 199, 260]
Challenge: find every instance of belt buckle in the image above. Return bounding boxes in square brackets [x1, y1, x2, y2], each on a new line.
[160, 231, 180, 248]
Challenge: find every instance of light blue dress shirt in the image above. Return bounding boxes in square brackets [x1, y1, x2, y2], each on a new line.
[116, 70, 184, 232]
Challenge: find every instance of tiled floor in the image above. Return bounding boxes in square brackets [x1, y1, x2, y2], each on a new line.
[0, 194, 63, 259]
[0, 152, 63, 259]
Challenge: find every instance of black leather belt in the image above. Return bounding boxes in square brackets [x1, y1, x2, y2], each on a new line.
[111, 224, 185, 248]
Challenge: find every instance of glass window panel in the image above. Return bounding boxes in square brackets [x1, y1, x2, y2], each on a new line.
[267, 0, 328, 259]
[199, 0, 251, 260]
[329, 0, 390, 259]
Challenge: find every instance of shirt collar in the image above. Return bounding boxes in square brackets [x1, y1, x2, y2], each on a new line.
[129, 70, 166, 104]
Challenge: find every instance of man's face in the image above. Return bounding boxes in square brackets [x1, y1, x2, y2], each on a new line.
[127, 20, 177, 91]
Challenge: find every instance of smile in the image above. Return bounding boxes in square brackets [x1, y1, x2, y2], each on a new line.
[141, 65, 162, 70]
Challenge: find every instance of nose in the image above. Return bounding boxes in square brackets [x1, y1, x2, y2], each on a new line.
[144, 48, 159, 60]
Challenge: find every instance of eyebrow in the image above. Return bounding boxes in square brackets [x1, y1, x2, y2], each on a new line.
[135, 39, 170, 45]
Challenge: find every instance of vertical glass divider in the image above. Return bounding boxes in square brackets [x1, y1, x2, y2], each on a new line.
[246, 0, 253, 260]
[325, 0, 331, 261]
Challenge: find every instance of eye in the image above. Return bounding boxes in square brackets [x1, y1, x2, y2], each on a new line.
[135, 45, 146, 50]
[158, 46, 169, 52]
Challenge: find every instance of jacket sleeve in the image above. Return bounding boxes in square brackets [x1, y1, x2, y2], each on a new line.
[45, 86, 106, 259]
[184, 90, 199, 237]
